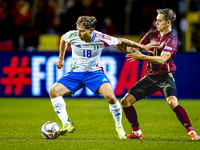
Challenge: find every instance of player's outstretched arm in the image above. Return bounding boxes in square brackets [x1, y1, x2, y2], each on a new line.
[126, 51, 171, 65]
[118, 38, 159, 52]
[56, 35, 68, 69]
[115, 44, 137, 54]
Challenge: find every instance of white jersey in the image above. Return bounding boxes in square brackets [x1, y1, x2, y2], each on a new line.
[63, 30, 119, 72]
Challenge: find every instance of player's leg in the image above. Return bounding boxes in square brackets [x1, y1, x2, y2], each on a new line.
[166, 96, 199, 140]
[84, 70, 126, 139]
[121, 75, 157, 139]
[121, 93, 143, 139]
[49, 72, 84, 135]
[98, 83, 127, 139]
[98, 83, 121, 127]
[49, 83, 75, 135]
[162, 73, 199, 140]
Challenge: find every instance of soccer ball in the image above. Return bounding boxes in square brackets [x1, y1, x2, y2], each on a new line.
[41, 121, 60, 139]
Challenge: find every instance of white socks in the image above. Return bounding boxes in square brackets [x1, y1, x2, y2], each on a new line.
[51, 96, 69, 125]
[51, 97, 122, 127]
[133, 130, 142, 136]
[109, 100, 122, 127]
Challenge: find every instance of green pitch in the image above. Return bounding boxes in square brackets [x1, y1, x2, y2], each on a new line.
[0, 98, 200, 150]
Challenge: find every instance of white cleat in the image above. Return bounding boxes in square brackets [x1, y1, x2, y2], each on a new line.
[116, 126, 127, 140]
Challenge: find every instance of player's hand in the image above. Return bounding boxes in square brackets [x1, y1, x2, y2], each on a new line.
[115, 44, 127, 52]
[125, 50, 143, 62]
[142, 41, 159, 54]
[56, 58, 64, 69]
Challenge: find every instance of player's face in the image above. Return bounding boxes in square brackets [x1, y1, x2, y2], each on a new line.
[156, 14, 169, 32]
[77, 25, 93, 42]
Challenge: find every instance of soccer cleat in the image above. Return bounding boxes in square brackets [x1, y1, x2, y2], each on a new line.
[116, 126, 127, 140]
[188, 131, 200, 140]
[59, 122, 75, 136]
[127, 131, 143, 139]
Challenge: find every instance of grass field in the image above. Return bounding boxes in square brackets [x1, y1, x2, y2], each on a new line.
[0, 98, 200, 150]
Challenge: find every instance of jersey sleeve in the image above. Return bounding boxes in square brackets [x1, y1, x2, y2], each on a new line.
[162, 36, 178, 54]
[95, 31, 119, 47]
[63, 30, 78, 44]
[139, 30, 154, 44]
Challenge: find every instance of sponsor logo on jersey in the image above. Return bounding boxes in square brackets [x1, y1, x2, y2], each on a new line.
[75, 45, 81, 48]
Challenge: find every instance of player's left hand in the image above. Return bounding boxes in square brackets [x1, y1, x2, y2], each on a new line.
[125, 50, 143, 62]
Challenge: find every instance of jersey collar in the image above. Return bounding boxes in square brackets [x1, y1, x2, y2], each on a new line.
[91, 32, 96, 42]
[164, 30, 173, 37]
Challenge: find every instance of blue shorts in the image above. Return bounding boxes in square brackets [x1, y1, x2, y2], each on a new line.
[57, 70, 110, 95]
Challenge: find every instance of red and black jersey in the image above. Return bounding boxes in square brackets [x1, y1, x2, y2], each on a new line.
[140, 29, 178, 75]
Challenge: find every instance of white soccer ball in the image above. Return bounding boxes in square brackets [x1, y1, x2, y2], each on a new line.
[41, 121, 60, 139]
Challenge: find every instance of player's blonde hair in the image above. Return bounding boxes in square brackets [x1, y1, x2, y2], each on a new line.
[157, 8, 176, 25]
[76, 16, 97, 29]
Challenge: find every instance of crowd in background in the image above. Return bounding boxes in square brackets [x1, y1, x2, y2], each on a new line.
[0, 0, 199, 51]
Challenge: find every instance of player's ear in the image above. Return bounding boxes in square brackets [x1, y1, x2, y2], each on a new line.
[90, 28, 94, 33]
[167, 20, 171, 25]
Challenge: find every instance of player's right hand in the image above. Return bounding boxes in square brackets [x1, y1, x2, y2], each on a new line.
[56, 59, 64, 69]
[144, 41, 159, 54]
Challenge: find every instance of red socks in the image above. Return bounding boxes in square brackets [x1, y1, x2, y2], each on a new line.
[123, 106, 140, 131]
[123, 105, 194, 133]
[173, 105, 193, 132]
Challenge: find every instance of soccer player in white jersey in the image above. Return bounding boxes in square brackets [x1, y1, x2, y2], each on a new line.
[49, 16, 158, 140]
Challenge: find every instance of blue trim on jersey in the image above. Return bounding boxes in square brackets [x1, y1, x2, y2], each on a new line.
[91, 32, 96, 41]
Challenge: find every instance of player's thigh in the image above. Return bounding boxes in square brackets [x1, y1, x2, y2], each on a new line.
[129, 76, 158, 101]
[57, 72, 84, 95]
[84, 70, 111, 94]
[49, 83, 71, 98]
[98, 83, 117, 104]
[158, 73, 177, 99]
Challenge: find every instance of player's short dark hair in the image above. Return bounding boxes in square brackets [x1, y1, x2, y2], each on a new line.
[157, 8, 176, 24]
[76, 16, 97, 29]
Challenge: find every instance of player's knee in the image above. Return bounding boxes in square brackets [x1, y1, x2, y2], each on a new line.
[105, 95, 116, 104]
[166, 96, 178, 110]
[121, 97, 128, 107]
[121, 94, 136, 107]
[49, 87, 61, 98]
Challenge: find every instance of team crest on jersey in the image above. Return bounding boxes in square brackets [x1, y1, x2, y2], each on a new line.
[159, 42, 165, 48]
[150, 39, 155, 43]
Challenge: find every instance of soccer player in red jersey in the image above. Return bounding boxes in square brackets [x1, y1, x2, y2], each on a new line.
[116, 8, 199, 140]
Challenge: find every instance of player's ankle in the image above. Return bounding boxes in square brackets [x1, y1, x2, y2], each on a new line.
[133, 130, 142, 136]
[132, 126, 140, 131]
[186, 126, 194, 133]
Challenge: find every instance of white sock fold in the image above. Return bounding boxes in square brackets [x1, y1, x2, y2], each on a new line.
[109, 100, 122, 127]
[51, 96, 69, 125]
[133, 130, 142, 136]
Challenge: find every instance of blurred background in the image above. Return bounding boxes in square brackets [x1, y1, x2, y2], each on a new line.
[0, 0, 200, 52]
[0, 0, 200, 99]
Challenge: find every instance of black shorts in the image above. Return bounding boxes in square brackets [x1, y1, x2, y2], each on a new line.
[128, 72, 177, 101]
